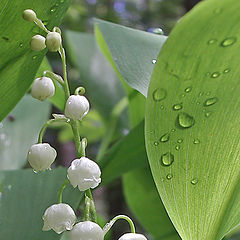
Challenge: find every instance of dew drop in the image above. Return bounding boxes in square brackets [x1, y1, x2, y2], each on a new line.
[160, 133, 170, 142]
[206, 91, 211, 96]
[177, 139, 183, 143]
[204, 97, 218, 106]
[211, 72, 220, 78]
[161, 152, 174, 166]
[166, 174, 173, 180]
[223, 68, 230, 74]
[152, 88, 167, 102]
[185, 87, 192, 93]
[154, 141, 159, 146]
[205, 112, 212, 118]
[173, 103, 182, 111]
[191, 179, 198, 185]
[193, 139, 200, 144]
[175, 145, 180, 150]
[207, 39, 217, 45]
[152, 28, 164, 35]
[33, 169, 38, 174]
[171, 129, 176, 132]
[50, 6, 57, 13]
[32, 56, 37, 60]
[19, 43, 23, 48]
[221, 37, 237, 47]
[42, 20, 49, 26]
[152, 59, 157, 64]
[181, 94, 186, 98]
[177, 112, 195, 129]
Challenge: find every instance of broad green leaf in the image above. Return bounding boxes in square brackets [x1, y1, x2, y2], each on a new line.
[0, 95, 50, 170]
[94, 19, 167, 97]
[36, 58, 65, 110]
[0, 0, 71, 121]
[123, 167, 180, 240]
[65, 31, 126, 123]
[0, 168, 81, 240]
[145, 0, 240, 239]
[99, 121, 147, 184]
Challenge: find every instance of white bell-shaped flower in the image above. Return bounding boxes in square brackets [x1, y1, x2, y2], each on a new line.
[22, 9, 37, 22]
[67, 157, 101, 191]
[45, 32, 62, 52]
[27, 143, 57, 171]
[31, 77, 55, 101]
[118, 233, 147, 240]
[64, 95, 89, 121]
[42, 203, 76, 234]
[70, 221, 104, 240]
[30, 35, 46, 51]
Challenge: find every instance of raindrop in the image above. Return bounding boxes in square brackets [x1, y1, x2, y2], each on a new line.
[33, 169, 38, 174]
[166, 174, 173, 180]
[181, 94, 186, 98]
[32, 56, 37, 60]
[223, 68, 230, 74]
[207, 39, 217, 45]
[161, 152, 174, 166]
[185, 87, 192, 93]
[154, 141, 159, 146]
[193, 139, 200, 144]
[19, 43, 23, 48]
[152, 28, 164, 35]
[42, 20, 49, 26]
[205, 112, 212, 118]
[175, 145, 180, 150]
[221, 37, 237, 47]
[160, 133, 170, 142]
[152, 59, 157, 64]
[191, 179, 198, 185]
[171, 129, 176, 132]
[204, 97, 218, 106]
[206, 91, 211, 96]
[211, 72, 220, 78]
[177, 139, 183, 143]
[177, 112, 195, 129]
[50, 5, 57, 13]
[173, 103, 182, 111]
[152, 88, 167, 102]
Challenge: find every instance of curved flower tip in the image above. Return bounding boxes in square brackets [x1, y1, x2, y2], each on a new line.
[42, 203, 76, 234]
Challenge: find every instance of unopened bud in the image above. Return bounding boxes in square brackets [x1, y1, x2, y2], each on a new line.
[22, 9, 37, 22]
[45, 32, 62, 52]
[30, 35, 46, 51]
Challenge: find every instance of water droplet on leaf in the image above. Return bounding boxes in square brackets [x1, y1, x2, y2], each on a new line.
[154, 141, 159, 146]
[177, 139, 183, 143]
[185, 87, 192, 93]
[161, 152, 174, 166]
[211, 72, 220, 78]
[221, 37, 237, 47]
[175, 145, 180, 150]
[223, 68, 230, 74]
[166, 174, 173, 180]
[152, 59, 157, 64]
[204, 97, 218, 106]
[205, 112, 212, 117]
[177, 112, 195, 129]
[207, 39, 217, 45]
[193, 139, 200, 144]
[191, 179, 198, 185]
[173, 103, 182, 111]
[32, 56, 37, 60]
[160, 133, 170, 142]
[152, 28, 164, 35]
[19, 43, 23, 48]
[152, 88, 167, 102]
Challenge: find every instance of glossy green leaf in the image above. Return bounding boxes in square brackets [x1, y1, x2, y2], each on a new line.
[0, 95, 50, 170]
[145, 0, 240, 239]
[0, 168, 81, 240]
[65, 31, 126, 122]
[99, 120, 147, 184]
[123, 167, 180, 240]
[94, 19, 167, 97]
[0, 0, 71, 121]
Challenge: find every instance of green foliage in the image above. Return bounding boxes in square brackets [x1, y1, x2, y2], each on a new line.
[145, 0, 240, 239]
[0, 0, 71, 121]
[0, 168, 81, 240]
[0, 95, 50, 170]
[94, 18, 167, 97]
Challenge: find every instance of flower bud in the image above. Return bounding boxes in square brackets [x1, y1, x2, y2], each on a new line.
[70, 221, 104, 240]
[67, 157, 101, 191]
[45, 32, 62, 52]
[65, 95, 89, 121]
[27, 143, 57, 171]
[42, 203, 76, 234]
[30, 35, 46, 51]
[22, 9, 36, 22]
[118, 233, 148, 240]
[31, 77, 55, 101]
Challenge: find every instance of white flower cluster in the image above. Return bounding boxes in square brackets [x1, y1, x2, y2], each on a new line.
[42, 203, 147, 240]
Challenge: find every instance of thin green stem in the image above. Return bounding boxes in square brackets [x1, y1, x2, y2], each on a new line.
[43, 70, 64, 85]
[57, 179, 69, 203]
[84, 196, 91, 221]
[58, 45, 70, 100]
[38, 119, 55, 143]
[34, 18, 49, 33]
[103, 215, 136, 235]
[70, 120, 82, 157]
[85, 189, 97, 222]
